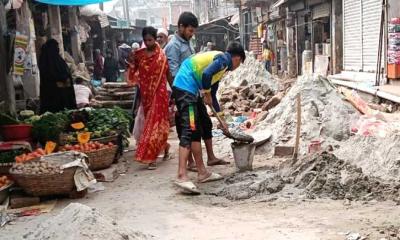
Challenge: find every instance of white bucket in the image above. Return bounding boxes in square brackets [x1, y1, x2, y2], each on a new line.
[231, 142, 256, 172]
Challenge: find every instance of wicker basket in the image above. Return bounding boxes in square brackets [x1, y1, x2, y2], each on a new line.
[0, 162, 13, 175]
[10, 167, 77, 197]
[59, 134, 118, 146]
[84, 145, 117, 171]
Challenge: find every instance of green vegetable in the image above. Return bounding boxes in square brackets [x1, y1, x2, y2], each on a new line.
[0, 112, 19, 126]
[24, 115, 41, 125]
[86, 107, 132, 145]
[32, 112, 69, 145]
[0, 149, 26, 164]
[20, 110, 35, 118]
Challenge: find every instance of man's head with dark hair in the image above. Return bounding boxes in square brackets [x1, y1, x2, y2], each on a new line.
[142, 26, 158, 50]
[75, 77, 84, 85]
[177, 12, 198, 41]
[227, 42, 246, 70]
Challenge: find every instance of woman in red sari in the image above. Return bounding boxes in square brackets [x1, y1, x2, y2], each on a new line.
[128, 27, 170, 170]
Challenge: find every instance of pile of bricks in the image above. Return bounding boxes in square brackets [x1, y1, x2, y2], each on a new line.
[219, 80, 276, 116]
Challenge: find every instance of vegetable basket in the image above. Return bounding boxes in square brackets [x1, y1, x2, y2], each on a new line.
[0, 162, 14, 175]
[83, 145, 117, 171]
[10, 163, 77, 197]
[0, 181, 13, 203]
[59, 133, 118, 146]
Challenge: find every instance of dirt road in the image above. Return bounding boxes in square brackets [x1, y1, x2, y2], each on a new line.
[2, 135, 400, 240]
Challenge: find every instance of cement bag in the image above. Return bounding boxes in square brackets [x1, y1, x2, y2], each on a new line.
[133, 104, 145, 141]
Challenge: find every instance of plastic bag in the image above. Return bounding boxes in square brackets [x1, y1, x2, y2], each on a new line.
[133, 104, 145, 141]
[351, 116, 389, 137]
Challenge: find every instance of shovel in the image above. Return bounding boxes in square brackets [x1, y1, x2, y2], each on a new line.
[210, 106, 254, 143]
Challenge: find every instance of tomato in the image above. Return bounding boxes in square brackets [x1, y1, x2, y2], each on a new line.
[36, 148, 46, 155]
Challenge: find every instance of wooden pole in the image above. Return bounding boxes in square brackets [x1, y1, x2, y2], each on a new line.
[68, 6, 81, 63]
[293, 93, 301, 162]
[0, 2, 16, 114]
[48, 5, 64, 56]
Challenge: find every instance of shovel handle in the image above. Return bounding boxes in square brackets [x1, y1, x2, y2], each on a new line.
[210, 106, 230, 135]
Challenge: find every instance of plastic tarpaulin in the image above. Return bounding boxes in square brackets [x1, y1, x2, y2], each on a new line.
[35, 0, 111, 6]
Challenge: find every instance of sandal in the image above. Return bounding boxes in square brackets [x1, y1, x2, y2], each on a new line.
[174, 181, 200, 194]
[148, 162, 157, 170]
[198, 172, 223, 183]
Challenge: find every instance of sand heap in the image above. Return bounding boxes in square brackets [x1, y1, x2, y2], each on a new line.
[336, 134, 400, 182]
[286, 152, 400, 201]
[207, 152, 400, 202]
[23, 203, 150, 240]
[257, 75, 360, 155]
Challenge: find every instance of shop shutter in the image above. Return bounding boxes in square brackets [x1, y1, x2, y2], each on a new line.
[312, 3, 330, 20]
[362, 0, 383, 72]
[343, 0, 362, 71]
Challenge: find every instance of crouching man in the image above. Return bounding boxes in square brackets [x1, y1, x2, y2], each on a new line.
[173, 42, 246, 193]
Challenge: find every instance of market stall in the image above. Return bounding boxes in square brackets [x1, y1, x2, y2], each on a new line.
[0, 106, 131, 208]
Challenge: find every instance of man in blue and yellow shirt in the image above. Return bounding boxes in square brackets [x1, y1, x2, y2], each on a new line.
[173, 42, 245, 193]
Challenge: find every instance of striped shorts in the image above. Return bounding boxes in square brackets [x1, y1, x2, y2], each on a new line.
[173, 87, 205, 148]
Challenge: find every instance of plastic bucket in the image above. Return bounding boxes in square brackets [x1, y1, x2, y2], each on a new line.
[231, 142, 256, 172]
[0, 124, 32, 141]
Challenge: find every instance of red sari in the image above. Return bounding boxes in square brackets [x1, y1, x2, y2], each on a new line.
[128, 45, 170, 163]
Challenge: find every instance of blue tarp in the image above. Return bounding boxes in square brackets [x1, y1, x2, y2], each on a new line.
[35, 0, 111, 6]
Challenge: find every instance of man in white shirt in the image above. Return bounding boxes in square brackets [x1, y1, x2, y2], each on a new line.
[73, 77, 93, 108]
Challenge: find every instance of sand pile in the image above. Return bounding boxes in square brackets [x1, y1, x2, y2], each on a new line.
[207, 152, 400, 202]
[286, 152, 400, 202]
[257, 75, 360, 155]
[23, 203, 150, 240]
[335, 134, 400, 182]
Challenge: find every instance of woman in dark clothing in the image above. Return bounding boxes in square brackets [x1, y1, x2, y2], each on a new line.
[39, 39, 77, 113]
[103, 49, 119, 82]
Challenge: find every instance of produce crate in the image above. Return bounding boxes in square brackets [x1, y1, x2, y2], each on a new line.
[0, 162, 13, 175]
[84, 145, 118, 171]
[0, 181, 13, 203]
[10, 166, 77, 197]
[59, 134, 118, 146]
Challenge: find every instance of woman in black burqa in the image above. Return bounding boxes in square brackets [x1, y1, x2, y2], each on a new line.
[39, 39, 77, 113]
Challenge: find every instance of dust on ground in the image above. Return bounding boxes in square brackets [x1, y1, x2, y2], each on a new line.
[2, 144, 400, 240]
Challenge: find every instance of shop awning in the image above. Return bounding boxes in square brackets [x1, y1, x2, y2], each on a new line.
[35, 0, 111, 6]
